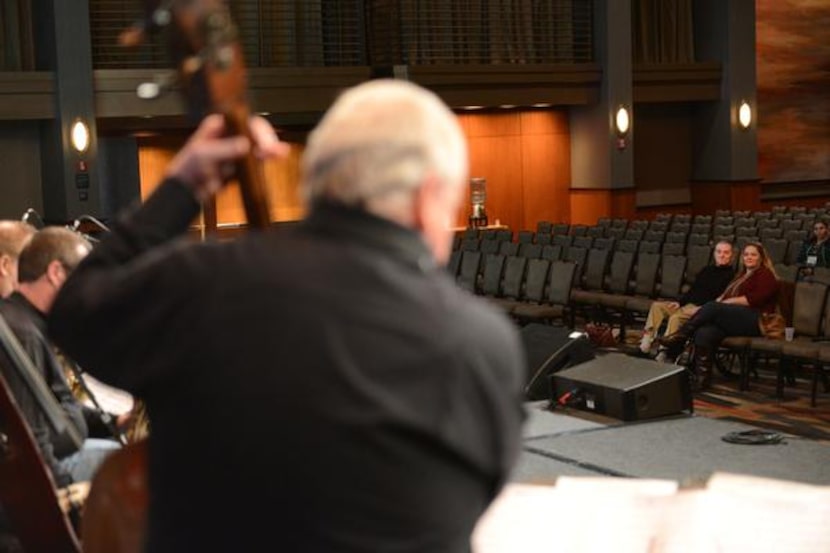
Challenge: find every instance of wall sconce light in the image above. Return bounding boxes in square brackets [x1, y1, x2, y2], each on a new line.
[615, 106, 631, 136]
[70, 119, 91, 153]
[614, 105, 631, 149]
[737, 100, 752, 130]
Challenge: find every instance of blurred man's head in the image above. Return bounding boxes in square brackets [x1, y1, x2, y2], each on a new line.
[17, 227, 91, 313]
[0, 220, 36, 298]
[302, 80, 468, 263]
[713, 241, 734, 267]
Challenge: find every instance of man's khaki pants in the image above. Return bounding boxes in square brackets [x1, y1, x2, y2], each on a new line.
[644, 302, 699, 337]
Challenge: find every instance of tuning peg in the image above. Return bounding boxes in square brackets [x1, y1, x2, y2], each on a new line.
[151, 6, 172, 27]
[136, 73, 175, 100]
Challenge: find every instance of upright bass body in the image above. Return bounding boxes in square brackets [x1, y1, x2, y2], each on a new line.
[0, 374, 80, 553]
[82, 440, 148, 553]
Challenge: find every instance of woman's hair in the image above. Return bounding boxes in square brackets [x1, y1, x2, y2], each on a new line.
[736, 241, 777, 279]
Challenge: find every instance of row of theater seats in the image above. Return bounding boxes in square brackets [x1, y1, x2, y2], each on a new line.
[455, 205, 826, 249]
[457, 224, 811, 249]
[452, 232, 807, 277]
[449, 240, 703, 336]
[722, 279, 830, 407]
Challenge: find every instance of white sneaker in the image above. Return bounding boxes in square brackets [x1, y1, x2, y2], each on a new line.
[639, 333, 654, 354]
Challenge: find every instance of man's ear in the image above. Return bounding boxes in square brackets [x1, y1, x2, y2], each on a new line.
[45, 259, 65, 287]
[411, 177, 432, 232]
[413, 175, 458, 263]
[0, 254, 10, 277]
[413, 174, 449, 231]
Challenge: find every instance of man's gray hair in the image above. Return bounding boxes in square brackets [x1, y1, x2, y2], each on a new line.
[302, 80, 468, 212]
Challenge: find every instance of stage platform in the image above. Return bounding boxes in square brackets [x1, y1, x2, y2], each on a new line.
[512, 401, 830, 486]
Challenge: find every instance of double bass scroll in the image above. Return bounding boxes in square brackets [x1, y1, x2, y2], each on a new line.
[82, 2, 275, 552]
[127, 0, 272, 230]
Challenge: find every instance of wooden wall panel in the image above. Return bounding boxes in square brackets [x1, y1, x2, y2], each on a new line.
[135, 110, 576, 233]
[459, 110, 571, 232]
[465, 134, 524, 230]
[569, 188, 636, 225]
[461, 111, 521, 138]
[214, 148, 306, 225]
[520, 111, 570, 229]
[137, 135, 306, 225]
[569, 189, 611, 226]
[264, 145, 305, 222]
[137, 136, 179, 198]
[729, 182, 762, 214]
[691, 180, 761, 215]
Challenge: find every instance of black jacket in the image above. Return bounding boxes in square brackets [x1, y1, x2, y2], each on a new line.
[0, 293, 88, 486]
[680, 264, 735, 306]
[797, 238, 830, 267]
[49, 179, 526, 553]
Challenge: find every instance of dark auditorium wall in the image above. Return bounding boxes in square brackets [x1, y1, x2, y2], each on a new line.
[0, 122, 42, 219]
[633, 104, 693, 208]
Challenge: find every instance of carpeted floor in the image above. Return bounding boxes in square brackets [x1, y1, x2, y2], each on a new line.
[606, 339, 830, 441]
[693, 368, 830, 442]
[594, 331, 830, 442]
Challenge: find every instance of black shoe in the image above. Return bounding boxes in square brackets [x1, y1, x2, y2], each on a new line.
[657, 332, 688, 350]
[695, 348, 714, 391]
[630, 348, 654, 359]
[686, 367, 701, 392]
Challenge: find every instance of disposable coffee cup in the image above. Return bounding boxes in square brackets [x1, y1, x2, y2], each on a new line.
[785, 327, 795, 342]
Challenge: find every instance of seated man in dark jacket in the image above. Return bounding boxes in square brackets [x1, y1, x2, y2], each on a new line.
[0, 227, 119, 488]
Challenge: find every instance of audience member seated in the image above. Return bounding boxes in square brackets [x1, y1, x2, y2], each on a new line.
[659, 242, 781, 391]
[0, 228, 120, 487]
[639, 241, 735, 360]
[797, 218, 830, 274]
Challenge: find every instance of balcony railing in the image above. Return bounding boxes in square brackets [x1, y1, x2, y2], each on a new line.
[85, 0, 593, 70]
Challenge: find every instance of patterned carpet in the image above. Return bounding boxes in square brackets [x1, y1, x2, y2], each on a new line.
[692, 367, 830, 442]
[533, 319, 830, 441]
[603, 333, 830, 442]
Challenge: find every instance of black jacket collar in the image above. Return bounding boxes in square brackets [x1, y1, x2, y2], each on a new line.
[302, 202, 437, 273]
[7, 291, 47, 335]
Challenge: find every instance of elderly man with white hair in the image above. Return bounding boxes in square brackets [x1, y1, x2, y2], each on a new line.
[49, 80, 525, 552]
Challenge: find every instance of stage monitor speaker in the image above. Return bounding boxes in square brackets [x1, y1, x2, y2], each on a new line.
[520, 324, 595, 401]
[551, 353, 692, 421]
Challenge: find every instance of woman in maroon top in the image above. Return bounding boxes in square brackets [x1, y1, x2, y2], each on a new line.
[661, 242, 780, 389]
